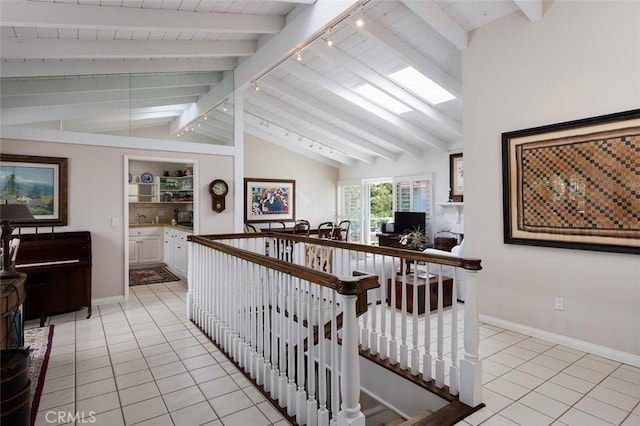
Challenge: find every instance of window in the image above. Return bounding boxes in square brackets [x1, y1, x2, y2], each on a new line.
[393, 174, 433, 244]
[337, 182, 361, 242]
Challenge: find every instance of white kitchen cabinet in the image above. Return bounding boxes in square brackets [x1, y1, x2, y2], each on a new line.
[129, 226, 163, 265]
[164, 226, 191, 278]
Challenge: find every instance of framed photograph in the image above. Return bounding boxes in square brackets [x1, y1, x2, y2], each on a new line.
[449, 153, 464, 202]
[0, 154, 69, 227]
[244, 178, 296, 223]
[502, 109, 640, 254]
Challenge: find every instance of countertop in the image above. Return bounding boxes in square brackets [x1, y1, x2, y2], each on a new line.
[130, 223, 193, 232]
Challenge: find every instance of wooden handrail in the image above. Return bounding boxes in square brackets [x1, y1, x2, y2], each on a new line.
[194, 232, 482, 271]
[190, 234, 380, 295]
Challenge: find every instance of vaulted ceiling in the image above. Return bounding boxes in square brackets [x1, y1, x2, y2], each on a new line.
[0, 0, 541, 167]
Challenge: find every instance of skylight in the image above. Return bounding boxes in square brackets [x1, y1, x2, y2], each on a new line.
[389, 66, 455, 105]
[353, 84, 411, 114]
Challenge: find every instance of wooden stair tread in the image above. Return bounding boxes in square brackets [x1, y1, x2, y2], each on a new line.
[387, 409, 433, 426]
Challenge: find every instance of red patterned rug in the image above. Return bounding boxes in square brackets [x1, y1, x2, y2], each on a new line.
[25, 324, 54, 426]
[129, 265, 180, 286]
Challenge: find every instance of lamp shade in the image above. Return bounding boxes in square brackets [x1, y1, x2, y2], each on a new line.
[0, 204, 35, 222]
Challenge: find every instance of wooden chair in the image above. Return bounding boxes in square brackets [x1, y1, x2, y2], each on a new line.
[336, 220, 351, 241]
[317, 221, 335, 239]
[293, 220, 311, 236]
[244, 223, 257, 233]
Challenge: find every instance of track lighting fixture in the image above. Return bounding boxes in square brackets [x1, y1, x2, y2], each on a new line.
[296, 51, 302, 61]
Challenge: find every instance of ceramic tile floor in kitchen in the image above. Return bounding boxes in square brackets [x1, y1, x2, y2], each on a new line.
[28, 280, 640, 426]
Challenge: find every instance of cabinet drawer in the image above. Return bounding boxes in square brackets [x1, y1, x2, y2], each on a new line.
[130, 226, 162, 237]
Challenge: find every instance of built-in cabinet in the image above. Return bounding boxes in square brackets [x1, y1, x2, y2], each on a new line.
[129, 176, 193, 204]
[164, 227, 190, 277]
[129, 227, 163, 264]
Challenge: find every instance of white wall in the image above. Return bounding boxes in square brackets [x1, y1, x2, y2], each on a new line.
[464, 1, 640, 359]
[244, 133, 339, 227]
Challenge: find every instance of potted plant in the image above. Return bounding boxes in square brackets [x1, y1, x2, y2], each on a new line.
[399, 226, 426, 250]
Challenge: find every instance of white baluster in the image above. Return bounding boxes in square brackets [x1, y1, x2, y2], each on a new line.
[422, 263, 432, 382]
[399, 267, 408, 370]
[459, 269, 482, 407]
[389, 255, 398, 365]
[318, 284, 329, 426]
[296, 278, 307, 425]
[331, 292, 339, 422]
[288, 275, 297, 417]
[307, 283, 318, 426]
[435, 265, 445, 388]
[336, 291, 365, 426]
[449, 267, 459, 395]
[379, 256, 388, 360]
[411, 270, 419, 375]
[369, 254, 378, 356]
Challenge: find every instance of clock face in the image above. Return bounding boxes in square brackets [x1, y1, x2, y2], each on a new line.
[210, 180, 228, 196]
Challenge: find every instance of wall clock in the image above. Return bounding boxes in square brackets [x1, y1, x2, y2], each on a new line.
[209, 179, 228, 213]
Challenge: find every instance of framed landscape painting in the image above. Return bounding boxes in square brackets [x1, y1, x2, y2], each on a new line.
[244, 178, 296, 223]
[0, 154, 68, 226]
[502, 109, 640, 254]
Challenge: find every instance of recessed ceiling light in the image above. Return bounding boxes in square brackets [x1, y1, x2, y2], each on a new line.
[354, 84, 411, 114]
[389, 66, 455, 105]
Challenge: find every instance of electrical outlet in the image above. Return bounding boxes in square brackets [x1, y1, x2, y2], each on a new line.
[554, 297, 564, 311]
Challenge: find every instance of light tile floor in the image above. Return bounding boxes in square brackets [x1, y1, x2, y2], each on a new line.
[28, 281, 640, 426]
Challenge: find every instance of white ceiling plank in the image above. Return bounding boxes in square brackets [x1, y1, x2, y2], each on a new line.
[1, 39, 256, 59]
[0, 58, 236, 78]
[361, 16, 462, 99]
[309, 42, 462, 138]
[0, 1, 285, 34]
[244, 113, 350, 167]
[401, 1, 467, 50]
[249, 89, 397, 161]
[245, 103, 375, 164]
[233, 0, 360, 90]
[280, 60, 448, 151]
[259, 75, 422, 157]
[513, 0, 543, 22]
[170, 0, 359, 132]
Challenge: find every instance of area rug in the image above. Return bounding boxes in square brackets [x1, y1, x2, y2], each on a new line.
[23, 324, 54, 425]
[129, 265, 180, 286]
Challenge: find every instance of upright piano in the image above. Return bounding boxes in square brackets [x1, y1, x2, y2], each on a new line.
[14, 231, 92, 326]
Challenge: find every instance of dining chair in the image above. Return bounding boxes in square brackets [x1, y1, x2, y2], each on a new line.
[336, 220, 351, 241]
[293, 220, 311, 236]
[244, 223, 258, 233]
[317, 221, 335, 239]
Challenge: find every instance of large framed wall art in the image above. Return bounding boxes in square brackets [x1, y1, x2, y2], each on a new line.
[244, 178, 296, 223]
[502, 109, 640, 254]
[0, 154, 69, 227]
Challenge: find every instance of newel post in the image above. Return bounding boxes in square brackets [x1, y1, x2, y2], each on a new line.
[459, 269, 482, 407]
[337, 290, 365, 426]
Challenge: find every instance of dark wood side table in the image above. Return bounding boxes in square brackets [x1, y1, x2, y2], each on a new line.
[1, 273, 27, 349]
[386, 274, 453, 315]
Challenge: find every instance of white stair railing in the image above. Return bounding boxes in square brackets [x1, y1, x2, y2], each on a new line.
[188, 234, 378, 426]
[187, 232, 483, 421]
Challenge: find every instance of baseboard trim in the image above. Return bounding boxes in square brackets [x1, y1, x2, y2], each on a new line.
[479, 314, 640, 368]
[92, 295, 125, 306]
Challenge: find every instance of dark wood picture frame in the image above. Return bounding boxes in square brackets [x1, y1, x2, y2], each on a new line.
[502, 109, 640, 254]
[0, 154, 69, 227]
[244, 178, 296, 223]
[449, 153, 464, 202]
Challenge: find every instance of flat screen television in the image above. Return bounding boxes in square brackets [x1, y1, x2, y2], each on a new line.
[393, 211, 426, 235]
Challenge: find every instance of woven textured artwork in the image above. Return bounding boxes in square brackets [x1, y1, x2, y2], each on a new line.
[517, 130, 639, 237]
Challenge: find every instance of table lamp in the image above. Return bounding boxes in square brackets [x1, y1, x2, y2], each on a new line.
[1, 203, 34, 279]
